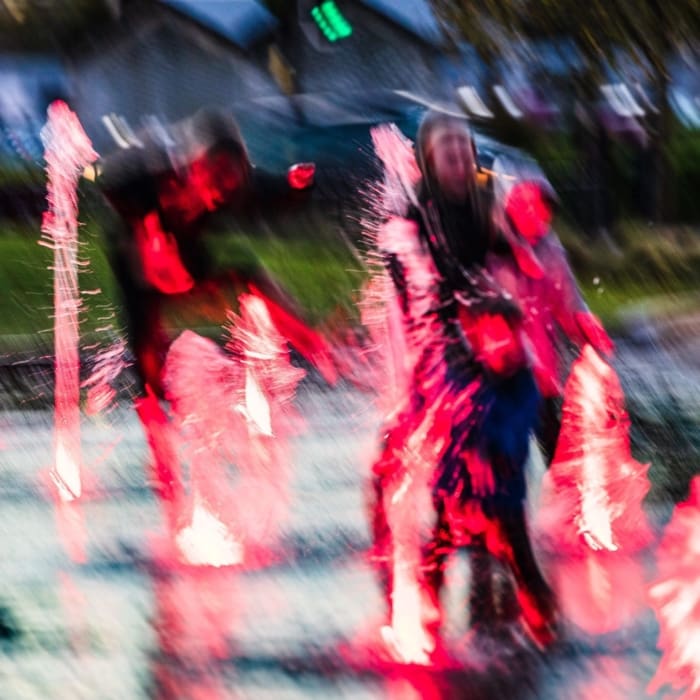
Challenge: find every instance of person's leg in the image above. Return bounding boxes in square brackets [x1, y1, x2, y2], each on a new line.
[130, 295, 186, 535]
[130, 292, 171, 399]
[421, 500, 453, 639]
[368, 419, 414, 619]
[369, 471, 394, 618]
[536, 396, 562, 467]
[490, 500, 558, 646]
[468, 537, 498, 631]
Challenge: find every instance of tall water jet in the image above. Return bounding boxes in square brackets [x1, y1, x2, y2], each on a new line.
[40, 101, 97, 506]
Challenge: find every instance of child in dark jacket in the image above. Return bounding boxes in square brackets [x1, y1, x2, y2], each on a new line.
[96, 108, 335, 540]
[367, 113, 557, 660]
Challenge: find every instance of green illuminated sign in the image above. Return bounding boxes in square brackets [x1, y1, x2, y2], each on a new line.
[311, 1, 352, 42]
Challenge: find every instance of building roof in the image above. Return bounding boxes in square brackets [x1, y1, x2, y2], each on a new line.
[159, 0, 278, 50]
[0, 56, 68, 123]
[358, 0, 444, 47]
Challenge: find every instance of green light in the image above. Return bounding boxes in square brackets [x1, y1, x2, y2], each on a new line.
[311, 1, 352, 42]
[311, 5, 339, 41]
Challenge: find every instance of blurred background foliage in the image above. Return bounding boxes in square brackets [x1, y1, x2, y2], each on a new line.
[431, 0, 700, 222]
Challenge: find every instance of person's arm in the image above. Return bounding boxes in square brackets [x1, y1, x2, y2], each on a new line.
[249, 166, 316, 215]
[481, 176, 544, 281]
[455, 287, 530, 378]
[546, 236, 614, 357]
[247, 277, 339, 385]
[222, 248, 338, 385]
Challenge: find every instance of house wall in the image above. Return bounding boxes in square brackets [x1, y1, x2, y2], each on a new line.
[284, 2, 447, 98]
[64, 1, 453, 160]
[66, 7, 278, 154]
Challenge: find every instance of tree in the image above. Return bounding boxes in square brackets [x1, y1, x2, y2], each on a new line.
[614, 1, 700, 219]
[0, 0, 116, 52]
[430, 0, 700, 222]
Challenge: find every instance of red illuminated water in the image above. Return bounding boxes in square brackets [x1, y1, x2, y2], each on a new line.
[648, 476, 700, 699]
[39, 101, 97, 561]
[40, 101, 97, 503]
[162, 293, 305, 568]
[536, 344, 653, 634]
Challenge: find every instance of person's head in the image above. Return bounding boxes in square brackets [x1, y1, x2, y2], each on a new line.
[185, 144, 248, 213]
[504, 180, 555, 244]
[158, 108, 251, 222]
[416, 111, 478, 203]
